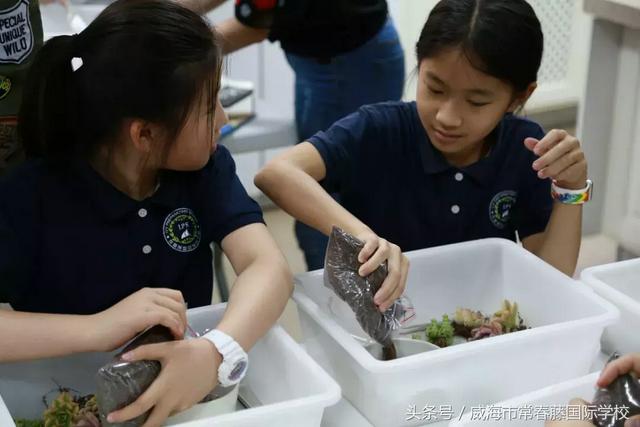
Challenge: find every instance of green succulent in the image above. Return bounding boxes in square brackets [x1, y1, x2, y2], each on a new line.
[426, 314, 455, 347]
[76, 395, 98, 416]
[453, 308, 485, 329]
[43, 392, 79, 427]
[492, 300, 521, 333]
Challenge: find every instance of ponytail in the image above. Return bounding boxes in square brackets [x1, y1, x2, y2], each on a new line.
[19, 34, 81, 159]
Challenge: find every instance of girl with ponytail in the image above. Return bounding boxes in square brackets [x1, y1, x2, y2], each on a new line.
[0, 1, 292, 425]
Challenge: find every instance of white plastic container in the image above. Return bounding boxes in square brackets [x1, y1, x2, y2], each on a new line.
[165, 385, 239, 425]
[0, 304, 341, 427]
[453, 372, 601, 426]
[293, 238, 619, 427]
[581, 258, 640, 355]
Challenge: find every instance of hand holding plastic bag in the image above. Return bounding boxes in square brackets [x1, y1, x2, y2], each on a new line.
[323, 227, 413, 360]
[96, 325, 229, 427]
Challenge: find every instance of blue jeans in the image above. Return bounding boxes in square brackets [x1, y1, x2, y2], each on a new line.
[285, 17, 405, 271]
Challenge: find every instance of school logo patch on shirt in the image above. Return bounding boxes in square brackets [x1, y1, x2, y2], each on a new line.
[489, 190, 517, 229]
[163, 208, 201, 253]
[0, 1, 34, 64]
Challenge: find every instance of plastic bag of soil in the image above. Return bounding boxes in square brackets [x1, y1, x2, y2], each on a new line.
[96, 325, 229, 427]
[592, 352, 640, 427]
[323, 227, 413, 360]
[95, 325, 173, 427]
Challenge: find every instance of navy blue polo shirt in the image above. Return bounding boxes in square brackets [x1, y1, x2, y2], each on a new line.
[0, 145, 263, 315]
[308, 101, 553, 251]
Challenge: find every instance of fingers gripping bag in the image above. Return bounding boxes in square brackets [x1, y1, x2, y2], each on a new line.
[323, 227, 414, 361]
[592, 353, 640, 427]
[95, 325, 230, 427]
[95, 325, 174, 427]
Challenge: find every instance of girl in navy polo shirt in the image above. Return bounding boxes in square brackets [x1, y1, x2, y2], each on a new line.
[0, 1, 291, 425]
[256, 0, 591, 313]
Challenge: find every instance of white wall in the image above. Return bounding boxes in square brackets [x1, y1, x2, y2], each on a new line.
[528, 0, 593, 112]
[388, 0, 436, 100]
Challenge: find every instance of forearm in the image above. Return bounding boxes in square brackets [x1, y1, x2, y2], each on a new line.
[216, 17, 269, 54]
[216, 255, 292, 351]
[256, 162, 370, 238]
[530, 203, 582, 276]
[0, 309, 97, 362]
[179, 0, 227, 14]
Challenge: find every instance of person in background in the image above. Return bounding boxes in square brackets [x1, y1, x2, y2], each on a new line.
[0, 0, 47, 175]
[255, 0, 592, 312]
[0, 1, 292, 426]
[182, 0, 406, 271]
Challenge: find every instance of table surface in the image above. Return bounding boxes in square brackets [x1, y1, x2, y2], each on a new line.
[220, 117, 297, 155]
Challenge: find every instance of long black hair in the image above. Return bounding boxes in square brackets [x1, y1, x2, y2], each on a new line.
[416, 0, 543, 92]
[20, 0, 222, 161]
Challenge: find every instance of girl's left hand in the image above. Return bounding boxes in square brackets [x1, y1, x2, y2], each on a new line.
[524, 129, 587, 190]
[106, 338, 221, 427]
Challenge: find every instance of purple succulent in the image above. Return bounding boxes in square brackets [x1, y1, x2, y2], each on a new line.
[469, 320, 503, 341]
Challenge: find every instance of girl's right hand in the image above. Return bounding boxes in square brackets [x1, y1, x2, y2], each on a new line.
[597, 353, 640, 388]
[355, 229, 409, 313]
[596, 354, 640, 427]
[89, 288, 187, 352]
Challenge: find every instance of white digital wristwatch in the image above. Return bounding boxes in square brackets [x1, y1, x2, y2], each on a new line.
[202, 329, 248, 387]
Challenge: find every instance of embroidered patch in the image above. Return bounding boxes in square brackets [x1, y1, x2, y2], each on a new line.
[0, 1, 34, 64]
[489, 190, 517, 229]
[163, 208, 201, 253]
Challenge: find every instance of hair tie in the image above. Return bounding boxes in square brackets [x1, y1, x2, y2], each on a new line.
[70, 34, 83, 72]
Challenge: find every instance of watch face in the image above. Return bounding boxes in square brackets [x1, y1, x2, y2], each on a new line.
[229, 360, 248, 382]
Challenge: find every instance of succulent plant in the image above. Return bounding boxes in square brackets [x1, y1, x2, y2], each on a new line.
[469, 320, 503, 341]
[492, 299, 521, 333]
[426, 315, 455, 347]
[74, 395, 100, 427]
[76, 395, 98, 415]
[43, 392, 79, 427]
[454, 308, 485, 329]
[15, 389, 100, 427]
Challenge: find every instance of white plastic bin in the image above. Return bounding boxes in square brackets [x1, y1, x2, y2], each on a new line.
[581, 258, 640, 355]
[293, 238, 619, 427]
[0, 304, 341, 427]
[453, 372, 601, 426]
